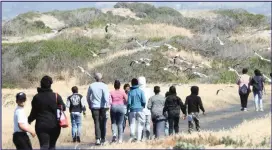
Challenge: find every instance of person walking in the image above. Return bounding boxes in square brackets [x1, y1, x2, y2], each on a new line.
[236, 68, 251, 111]
[28, 75, 66, 149]
[66, 86, 86, 143]
[128, 78, 146, 142]
[163, 86, 186, 135]
[87, 73, 110, 145]
[185, 86, 205, 133]
[138, 76, 152, 141]
[110, 80, 127, 143]
[13, 92, 36, 150]
[123, 83, 130, 132]
[250, 69, 266, 111]
[147, 86, 166, 139]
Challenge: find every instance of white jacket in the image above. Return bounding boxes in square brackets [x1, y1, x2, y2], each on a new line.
[138, 76, 152, 115]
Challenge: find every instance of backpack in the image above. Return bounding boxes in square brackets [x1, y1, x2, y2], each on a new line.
[239, 84, 248, 94]
[252, 77, 263, 91]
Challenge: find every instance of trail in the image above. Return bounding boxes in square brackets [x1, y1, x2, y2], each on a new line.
[58, 100, 270, 149]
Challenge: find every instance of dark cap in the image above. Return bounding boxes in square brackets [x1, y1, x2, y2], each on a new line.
[16, 92, 26, 101]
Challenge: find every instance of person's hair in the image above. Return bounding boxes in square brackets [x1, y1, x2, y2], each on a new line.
[165, 91, 170, 97]
[191, 86, 199, 95]
[40, 75, 53, 89]
[114, 80, 121, 89]
[123, 83, 130, 90]
[16, 93, 26, 104]
[72, 86, 78, 93]
[154, 86, 160, 94]
[169, 86, 177, 95]
[242, 68, 248, 74]
[131, 78, 138, 86]
[254, 69, 262, 76]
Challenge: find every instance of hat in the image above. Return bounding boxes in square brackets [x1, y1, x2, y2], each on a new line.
[16, 92, 26, 101]
[94, 73, 102, 80]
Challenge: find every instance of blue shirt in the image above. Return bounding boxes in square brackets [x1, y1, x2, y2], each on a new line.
[128, 85, 146, 112]
[87, 82, 110, 109]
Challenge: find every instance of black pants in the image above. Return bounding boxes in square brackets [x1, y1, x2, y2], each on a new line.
[168, 116, 179, 135]
[36, 127, 61, 150]
[91, 108, 107, 140]
[188, 112, 200, 133]
[239, 92, 249, 108]
[13, 132, 32, 150]
[152, 118, 166, 138]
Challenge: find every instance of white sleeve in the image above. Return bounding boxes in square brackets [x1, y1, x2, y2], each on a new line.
[17, 109, 27, 124]
[66, 98, 70, 108]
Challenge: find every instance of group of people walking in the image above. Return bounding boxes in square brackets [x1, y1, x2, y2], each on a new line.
[236, 68, 267, 112]
[12, 68, 268, 149]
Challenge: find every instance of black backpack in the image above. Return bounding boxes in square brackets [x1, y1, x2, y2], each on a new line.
[239, 84, 248, 94]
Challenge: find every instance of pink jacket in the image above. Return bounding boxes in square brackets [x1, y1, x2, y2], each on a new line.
[110, 90, 127, 106]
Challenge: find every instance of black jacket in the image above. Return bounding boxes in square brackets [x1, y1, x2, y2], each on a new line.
[28, 88, 66, 131]
[185, 94, 205, 114]
[163, 95, 186, 117]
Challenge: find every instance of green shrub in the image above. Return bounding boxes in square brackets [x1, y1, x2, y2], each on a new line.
[174, 141, 205, 150]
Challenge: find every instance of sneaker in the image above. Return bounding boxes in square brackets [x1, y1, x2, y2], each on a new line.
[101, 138, 106, 145]
[73, 137, 77, 143]
[118, 140, 123, 144]
[95, 139, 101, 145]
[256, 109, 259, 112]
[260, 109, 264, 112]
[76, 136, 81, 143]
[243, 108, 247, 111]
[241, 108, 244, 111]
[111, 136, 117, 143]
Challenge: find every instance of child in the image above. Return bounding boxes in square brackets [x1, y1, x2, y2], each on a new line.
[147, 86, 166, 139]
[13, 92, 36, 150]
[185, 86, 205, 134]
[67, 86, 86, 143]
[123, 83, 130, 132]
[163, 86, 186, 135]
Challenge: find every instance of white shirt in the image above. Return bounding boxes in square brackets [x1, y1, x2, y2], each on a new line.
[14, 106, 28, 133]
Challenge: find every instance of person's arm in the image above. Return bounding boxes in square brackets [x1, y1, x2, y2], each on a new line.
[102, 85, 110, 108]
[28, 97, 37, 124]
[199, 97, 205, 114]
[66, 97, 70, 109]
[57, 94, 66, 111]
[185, 97, 188, 116]
[163, 99, 168, 114]
[127, 92, 131, 112]
[123, 91, 128, 104]
[178, 97, 186, 115]
[147, 97, 152, 110]
[80, 96, 86, 114]
[18, 110, 36, 137]
[141, 90, 146, 108]
[86, 86, 92, 109]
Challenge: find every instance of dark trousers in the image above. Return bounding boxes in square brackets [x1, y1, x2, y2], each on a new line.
[13, 132, 32, 150]
[91, 108, 107, 140]
[188, 112, 200, 133]
[152, 118, 166, 139]
[239, 92, 249, 108]
[36, 127, 61, 150]
[168, 116, 179, 135]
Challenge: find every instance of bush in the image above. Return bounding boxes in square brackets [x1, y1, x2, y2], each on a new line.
[174, 141, 205, 150]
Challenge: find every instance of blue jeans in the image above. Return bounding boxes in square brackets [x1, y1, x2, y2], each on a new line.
[70, 112, 82, 138]
[253, 91, 263, 110]
[110, 105, 125, 141]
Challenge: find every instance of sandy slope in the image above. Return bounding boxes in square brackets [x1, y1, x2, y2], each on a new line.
[101, 8, 141, 20]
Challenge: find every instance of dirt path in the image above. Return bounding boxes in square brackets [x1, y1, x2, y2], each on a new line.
[58, 99, 270, 149]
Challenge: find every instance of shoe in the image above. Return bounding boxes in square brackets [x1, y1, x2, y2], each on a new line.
[111, 136, 117, 143]
[260, 109, 264, 112]
[243, 108, 247, 111]
[73, 137, 77, 143]
[76, 136, 81, 143]
[95, 139, 101, 145]
[241, 108, 244, 111]
[118, 140, 123, 144]
[101, 138, 106, 145]
[256, 109, 259, 112]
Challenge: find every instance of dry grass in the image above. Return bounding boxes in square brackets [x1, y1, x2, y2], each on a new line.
[179, 10, 218, 21]
[30, 14, 66, 30]
[2, 82, 271, 149]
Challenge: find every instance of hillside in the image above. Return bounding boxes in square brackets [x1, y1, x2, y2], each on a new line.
[2, 2, 271, 88]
